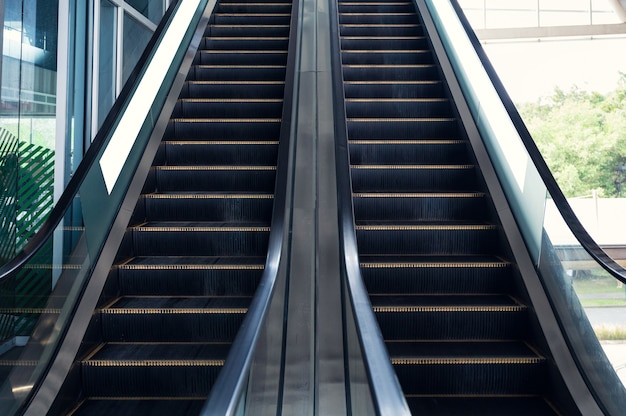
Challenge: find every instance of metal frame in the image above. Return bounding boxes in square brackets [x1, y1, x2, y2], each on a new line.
[90, 0, 165, 139]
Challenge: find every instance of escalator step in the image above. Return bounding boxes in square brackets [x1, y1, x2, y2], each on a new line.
[353, 192, 486, 221]
[356, 223, 499, 255]
[166, 119, 282, 140]
[405, 396, 559, 415]
[217, 3, 292, 13]
[172, 98, 283, 118]
[68, 399, 205, 416]
[203, 37, 289, 50]
[117, 256, 265, 296]
[340, 23, 422, 37]
[339, 13, 417, 24]
[153, 165, 277, 192]
[142, 193, 274, 222]
[81, 343, 230, 396]
[189, 65, 286, 81]
[388, 341, 546, 395]
[130, 223, 270, 256]
[360, 255, 512, 294]
[342, 64, 439, 81]
[348, 140, 468, 164]
[182, 80, 285, 98]
[371, 294, 528, 340]
[344, 80, 445, 98]
[342, 50, 432, 65]
[212, 13, 291, 25]
[341, 37, 429, 50]
[207, 24, 290, 37]
[100, 297, 250, 342]
[347, 118, 458, 139]
[161, 141, 279, 165]
[338, 3, 416, 13]
[194, 50, 288, 66]
[346, 98, 452, 118]
[350, 164, 476, 192]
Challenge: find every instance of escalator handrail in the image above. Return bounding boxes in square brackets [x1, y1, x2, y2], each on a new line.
[329, 0, 412, 413]
[0, 0, 183, 282]
[199, 0, 299, 412]
[446, 0, 626, 284]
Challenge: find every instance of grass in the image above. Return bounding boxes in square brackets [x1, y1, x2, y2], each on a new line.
[581, 298, 626, 307]
[594, 325, 626, 341]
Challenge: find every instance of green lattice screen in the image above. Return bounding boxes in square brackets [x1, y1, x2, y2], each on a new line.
[0, 128, 55, 339]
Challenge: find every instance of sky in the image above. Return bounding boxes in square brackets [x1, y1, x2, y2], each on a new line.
[482, 36, 626, 103]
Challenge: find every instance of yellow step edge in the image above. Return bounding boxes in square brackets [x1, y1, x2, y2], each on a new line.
[344, 64, 434, 68]
[141, 193, 274, 199]
[82, 359, 225, 367]
[373, 305, 525, 313]
[342, 49, 428, 53]
[179, 98, 283, 103]
[350, 163, 472, 169]
[23, 264, 82, 270]
[163, 140, 279, 145]
[101, 308, 248, 314]
[344, 80, 441, 84]
[352, 192, 484, 197]
[154, 165, 277, 170]
[201, 50, 288, 54]
[355, 224, 496, 231]
[171, 118, 281, 123]
[349, 139, 462, 144]
[116, 264, 264, 270]
[0, 360, 38, 366]
[195, 65, 286, 68]
[360, 261, 509, 269]
[391, 357, 544, 365]
[132, 226, 271, 232]
[0, 307, 62, 314]
[346, 98, 447, 102]
[207, 37, 289, 40]
[347, 117, 455, 123]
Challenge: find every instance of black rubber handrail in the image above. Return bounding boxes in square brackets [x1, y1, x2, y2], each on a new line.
[199, 0, 300, 412]
[0, 0, 181, 282]
[448, 0, 626, 284]
[328, 0, 412, 412]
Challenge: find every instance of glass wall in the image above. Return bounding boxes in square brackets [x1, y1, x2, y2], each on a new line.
[1, 0, 169, 268]
[93, 0, 167, 133]
[1, 1, 58, 265]
[459, 0, 621, 29]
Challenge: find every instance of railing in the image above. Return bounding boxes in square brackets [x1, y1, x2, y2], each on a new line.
[0, 1, 214, 413]
[420, 0, 626, 414]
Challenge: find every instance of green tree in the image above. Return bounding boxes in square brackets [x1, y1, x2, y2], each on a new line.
[518, 74, 626, 198]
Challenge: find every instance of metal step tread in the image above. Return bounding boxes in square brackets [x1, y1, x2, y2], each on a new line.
[359, 254, 509, 268]
[130, 221, 271, 231]
[116, 256, 266, 269]
[386, 340, 543, 364]
[67, 398, 205, 416]
[370, 294, 526, 312]
[102, 296, 252, 313]
[141, 192, 274, 199]
[82, 342, 231, 366]
[405, 396, 560, 415]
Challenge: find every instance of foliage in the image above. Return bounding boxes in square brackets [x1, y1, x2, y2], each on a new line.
[517, 73, 626, 198]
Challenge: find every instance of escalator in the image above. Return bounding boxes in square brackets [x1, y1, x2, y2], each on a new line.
[60, 0, 292, 413]
[337, 0, 576, 413]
